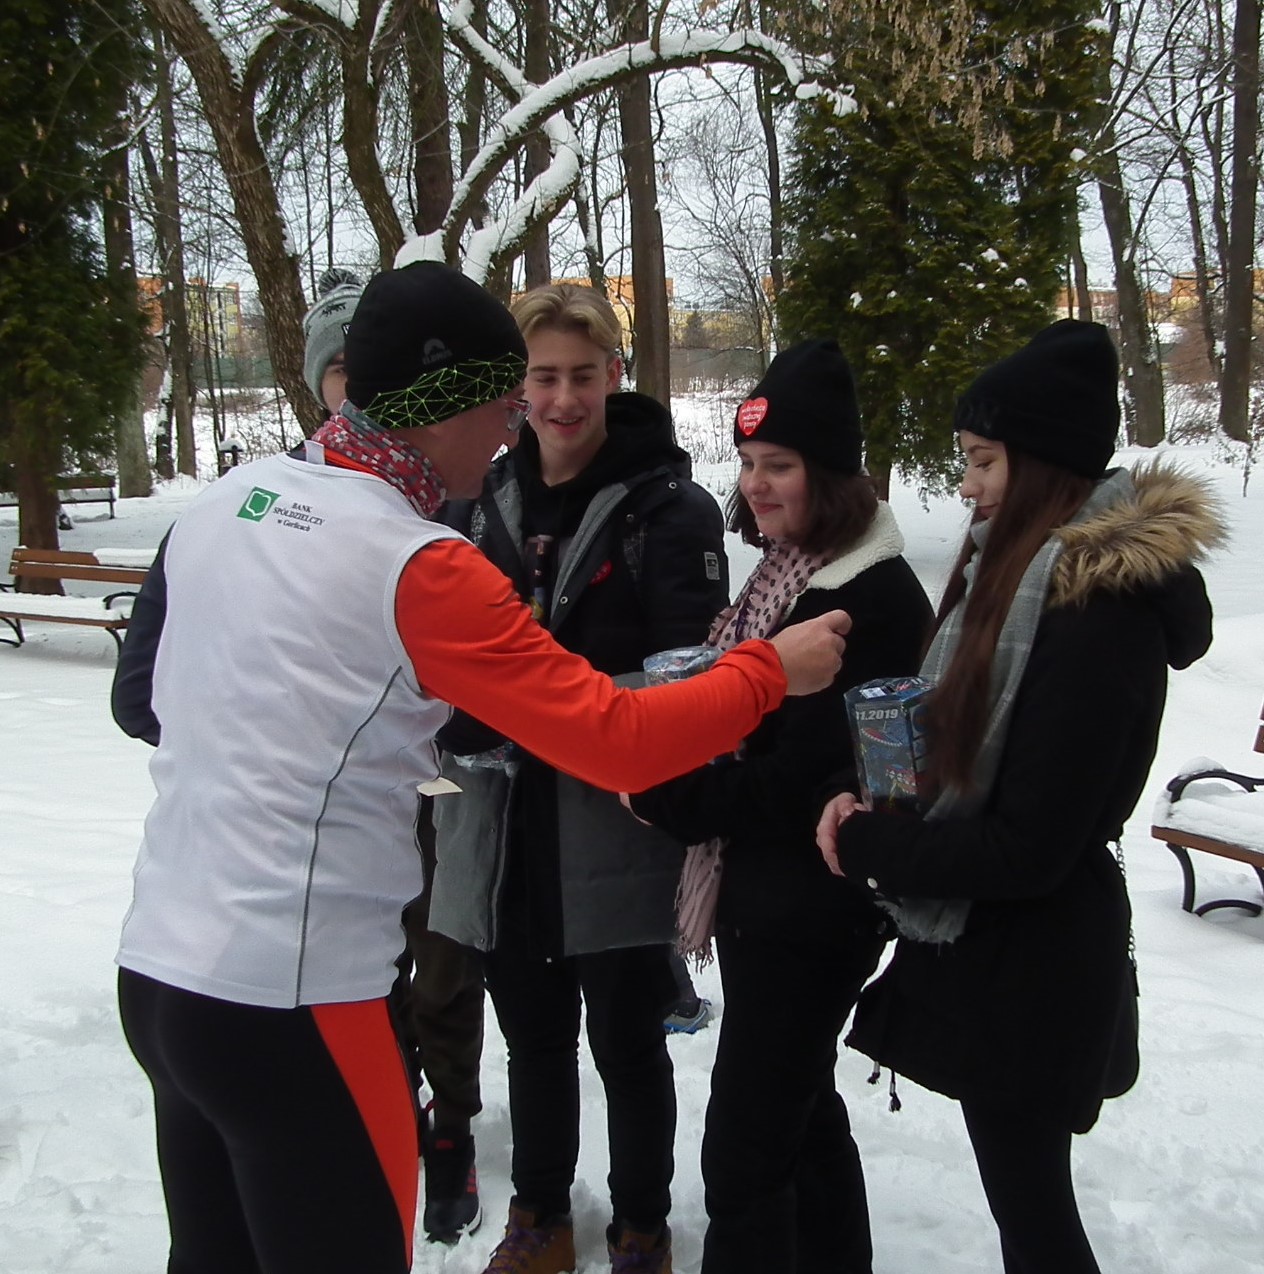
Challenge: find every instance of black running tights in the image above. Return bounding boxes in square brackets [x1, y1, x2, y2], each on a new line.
[119, 969, 417, 1274]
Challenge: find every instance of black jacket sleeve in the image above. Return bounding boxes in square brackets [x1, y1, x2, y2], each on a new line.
[636, 479, 729, 654]
[110, 531, 171, 746]
[630, 556, 932, 845]
[835, 590, 1169, 901]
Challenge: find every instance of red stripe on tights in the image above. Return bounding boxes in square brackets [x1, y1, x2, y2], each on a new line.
[312, 999, 417, 1264]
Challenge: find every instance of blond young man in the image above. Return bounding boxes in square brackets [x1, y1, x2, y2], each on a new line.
[429, 285, 727, 1274]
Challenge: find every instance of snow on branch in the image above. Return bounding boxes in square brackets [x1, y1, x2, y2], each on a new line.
[273, 0, 357, 30]
[408, 0, 838, 280]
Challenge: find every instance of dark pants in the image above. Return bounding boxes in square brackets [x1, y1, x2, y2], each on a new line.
[119, 970, 416, 1274]
[399, 907, 485, 1130]
[701, 926, 885, 1274]
[961, 1098, 1101, 1274]
[484, 942, 677, 1228]
[393, 801, 486, 1134]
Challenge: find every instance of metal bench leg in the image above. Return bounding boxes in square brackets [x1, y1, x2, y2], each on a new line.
[1166, 843, 1198, 912]
[0, 616, 24, 647]
[1194, 896, 1263, 917]
[1166, 841, 1264, 917]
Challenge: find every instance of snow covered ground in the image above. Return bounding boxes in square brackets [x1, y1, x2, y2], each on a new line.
[1, 419, 1261, 1273]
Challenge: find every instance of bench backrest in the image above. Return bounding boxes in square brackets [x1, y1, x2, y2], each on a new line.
[8, 547, 148, 587]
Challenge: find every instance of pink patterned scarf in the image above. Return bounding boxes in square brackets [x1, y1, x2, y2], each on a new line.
[675, 539, 829, 963]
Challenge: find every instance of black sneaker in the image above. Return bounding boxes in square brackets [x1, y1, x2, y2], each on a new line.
[422, 1129, 482, 1243]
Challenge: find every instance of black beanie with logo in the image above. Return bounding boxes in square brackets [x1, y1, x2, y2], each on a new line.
[344, 261, 528, 429]
[732, 338, 864, 474]
[953, 319, 1120, 479]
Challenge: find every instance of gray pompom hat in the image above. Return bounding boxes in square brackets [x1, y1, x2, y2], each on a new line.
[302, 268, 364, 407]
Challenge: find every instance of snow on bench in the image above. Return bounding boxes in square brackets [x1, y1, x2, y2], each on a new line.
[1151, 705, 1264, 917]
[2, 546, 149, 654]
[92, 547, 158, 569]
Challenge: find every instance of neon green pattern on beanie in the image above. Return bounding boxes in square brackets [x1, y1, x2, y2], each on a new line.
[369, 353, 526, 430]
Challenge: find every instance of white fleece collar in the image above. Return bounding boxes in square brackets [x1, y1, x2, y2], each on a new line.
[792, 500, 906, 598]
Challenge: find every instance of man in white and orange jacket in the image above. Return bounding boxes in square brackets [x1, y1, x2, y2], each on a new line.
[111, 261, 850, 1274]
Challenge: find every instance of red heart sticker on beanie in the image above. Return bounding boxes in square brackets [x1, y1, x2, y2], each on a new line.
[737, 397, 768, 436]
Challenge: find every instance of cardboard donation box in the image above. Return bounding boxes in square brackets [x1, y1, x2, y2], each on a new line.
[844, 676, 934, 813]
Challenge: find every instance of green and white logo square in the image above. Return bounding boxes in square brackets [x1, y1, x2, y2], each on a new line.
[237, 488, 281, 522]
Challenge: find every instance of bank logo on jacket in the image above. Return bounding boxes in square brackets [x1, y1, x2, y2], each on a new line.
[236, 485, 328, 535]
[238, 488, 281, 521]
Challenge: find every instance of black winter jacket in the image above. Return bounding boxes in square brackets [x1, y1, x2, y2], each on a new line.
[629, 502, 933, 947]
[836, 463, 1221, 1132]
[429, 392, 730, 958]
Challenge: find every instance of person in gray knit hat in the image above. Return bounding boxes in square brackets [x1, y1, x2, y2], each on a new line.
[302, 267, 364, 415]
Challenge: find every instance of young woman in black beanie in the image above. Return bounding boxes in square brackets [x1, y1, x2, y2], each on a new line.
[816, 319, 1225, 1273]
[626, 338, 933, 1274]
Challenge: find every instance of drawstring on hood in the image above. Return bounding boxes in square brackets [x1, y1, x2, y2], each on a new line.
[866, 1062, 903, 1113]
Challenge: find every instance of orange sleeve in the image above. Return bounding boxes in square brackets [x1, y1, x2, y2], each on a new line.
[395, 537, 786, 793]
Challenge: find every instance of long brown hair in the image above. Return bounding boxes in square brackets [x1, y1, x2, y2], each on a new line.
[726, 458, 878, 558]
[926, 447, 1093, 792]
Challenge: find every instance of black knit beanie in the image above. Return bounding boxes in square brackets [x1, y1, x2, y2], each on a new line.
[953, 319, 1120, 479]
[344, 261, 527, 429]
[732, 338, 863, 474]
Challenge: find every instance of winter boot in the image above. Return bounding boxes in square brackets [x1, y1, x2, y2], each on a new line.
[421, 1126, 481, 1243]
[607, 1221, 672, 1273]
[482, 1201, 576, 1274]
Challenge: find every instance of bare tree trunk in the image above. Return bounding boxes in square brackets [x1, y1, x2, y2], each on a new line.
[572, 185, 605, 291]
[1204, 1, 1232, 278]
[1166, 45, 1219, 378]
[568, 100, 610, 291]
[522, 0, 553, 288]
[755, 0, 782, 304]
[141, 23, 196, 477]
[1069, 197, 1093, 320]
[454, 0, 489, 256]
[1097, 137, 1166, 446]
[102, 132, 152, 499]
[11, 427, 63, 586]
[1177, 142, 1221, 378]
[144, 0, 320, 437]
[340, 21, 403, 267]
[1218, 0, 1260, 443]
[406, 0, 452, 236]
[609, 0, 670, 408]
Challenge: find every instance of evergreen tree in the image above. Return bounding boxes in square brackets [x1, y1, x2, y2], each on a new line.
[0, 0, 145, 554]
[778, 1, 1107, 491]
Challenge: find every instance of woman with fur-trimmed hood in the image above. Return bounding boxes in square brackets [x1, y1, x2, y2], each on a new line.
[817, 320, 1225, 1274]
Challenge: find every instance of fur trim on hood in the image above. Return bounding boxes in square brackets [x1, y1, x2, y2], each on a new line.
[1050, 460, 1228, 609]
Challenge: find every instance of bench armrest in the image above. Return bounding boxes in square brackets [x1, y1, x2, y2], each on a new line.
[1168, 770, 1264, 803]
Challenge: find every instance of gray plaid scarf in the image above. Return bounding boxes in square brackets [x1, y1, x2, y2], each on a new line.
[884, 468, 1135, 944]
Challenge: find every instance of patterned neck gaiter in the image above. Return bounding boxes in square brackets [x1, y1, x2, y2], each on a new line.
[311, 404, 446, 518]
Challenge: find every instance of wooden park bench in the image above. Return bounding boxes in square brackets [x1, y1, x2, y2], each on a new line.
[1, 546, 152, 653]
[1151, 699, 1264, 916]
[0, 473, 118, 519]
